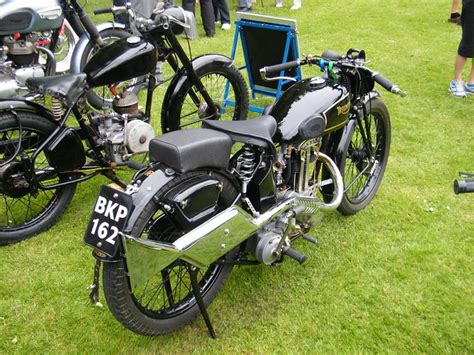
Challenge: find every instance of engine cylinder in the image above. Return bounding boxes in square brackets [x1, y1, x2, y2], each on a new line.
[112, 91, 139, 114]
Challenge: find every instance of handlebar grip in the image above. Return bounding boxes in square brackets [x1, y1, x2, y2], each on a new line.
[454, 180, 474, 194]
[373, 73, 395, 91]
[94, 8, 113, 15]
[261, 60, 301, 75]
[373, 73, 406, 97]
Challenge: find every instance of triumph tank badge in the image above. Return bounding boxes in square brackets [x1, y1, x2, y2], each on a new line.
[336, 102, 350, 116]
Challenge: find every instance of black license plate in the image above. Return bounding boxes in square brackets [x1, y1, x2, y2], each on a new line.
[84, 185, 133, 257]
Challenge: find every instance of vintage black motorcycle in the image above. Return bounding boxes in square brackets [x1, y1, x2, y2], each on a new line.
[83, 49, 405, 336]
[0, 7, 249, 245]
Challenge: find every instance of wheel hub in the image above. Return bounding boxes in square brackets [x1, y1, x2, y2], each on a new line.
[198, 102, 220, 120]
[0, 160, 31, 198]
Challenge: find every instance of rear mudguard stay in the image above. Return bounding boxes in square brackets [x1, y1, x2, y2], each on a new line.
[161, 54, 235, 132]
[0, 99, 57, 124]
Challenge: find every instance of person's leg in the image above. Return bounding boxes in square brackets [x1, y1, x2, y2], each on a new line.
[290, 0, 301, 10]
[450, 54, 467, 96]
[212, 0, 220, 23]
[469, 59, 474, 84]
[218, 0, 231, 25]
[113, 0, 129, 24]
[452, 0, 461, 14]
[275, 0, 283, 8]
[182, 0, 196, 14]
[455, 54, 467, 81]
[200, 0, 215, 36]
[465, 59, 474, 94]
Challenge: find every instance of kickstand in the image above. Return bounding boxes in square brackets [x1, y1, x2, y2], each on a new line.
[188, 266, 216, 339]
[88, 259, 101, 304]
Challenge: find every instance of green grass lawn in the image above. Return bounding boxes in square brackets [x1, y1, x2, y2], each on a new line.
[1, 0, 473, 352]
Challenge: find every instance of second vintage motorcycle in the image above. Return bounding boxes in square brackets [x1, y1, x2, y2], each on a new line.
[83, 48, 405, 336]
[0, 6, 249, 245]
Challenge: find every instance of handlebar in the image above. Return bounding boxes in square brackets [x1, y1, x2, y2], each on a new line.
[454, 180, 474, 194]
[260, 60, 301, 76]
[259, 53, 406, 97]
[372, 72, 406, 97]
[94, 8, 113, 15]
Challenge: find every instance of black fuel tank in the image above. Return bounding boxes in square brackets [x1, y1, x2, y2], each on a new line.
[269, 77, 350, 146]
[84, 36, 157, 88]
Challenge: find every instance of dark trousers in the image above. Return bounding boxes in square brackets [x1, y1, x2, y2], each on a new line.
[182, 0, 215, 36]
[212, 0, 230, 24]
[113, 0, 129, 24]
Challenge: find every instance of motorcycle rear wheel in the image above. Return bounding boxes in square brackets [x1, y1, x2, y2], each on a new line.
[103, 170, 238, 335]
[0, 111, 76, 245]
[337, 98, 391, 215]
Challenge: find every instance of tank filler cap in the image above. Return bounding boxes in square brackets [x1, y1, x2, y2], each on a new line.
[309, 76, 326, 89]
[126, 36, 142, 46]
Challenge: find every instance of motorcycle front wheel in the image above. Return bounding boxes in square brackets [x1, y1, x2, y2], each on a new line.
[337, 98, 391, 215]
[0, 111, 76, 245]
[79, 28, 141, 110]
[161, 60, 249, 131]
[103, 170, 237, 335]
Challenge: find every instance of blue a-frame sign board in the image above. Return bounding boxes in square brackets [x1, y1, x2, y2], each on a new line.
[228, 13, 302, 113]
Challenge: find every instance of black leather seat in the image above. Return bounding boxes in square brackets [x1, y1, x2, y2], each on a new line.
[202, 115, 277, 149]
[26, 73, 87, 106]
[149, 128, 233, 173]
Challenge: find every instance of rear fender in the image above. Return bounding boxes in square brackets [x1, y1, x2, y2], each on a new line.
[123, 168, 176, 234]
[0, 99, 57, 124]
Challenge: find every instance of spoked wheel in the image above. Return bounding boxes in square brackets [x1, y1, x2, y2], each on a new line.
[79, 28, 142, 110]
[0, 112, 76, 245]
[162, 60, 249, 132]
[103, 170, 238, 335]
[337, 98, 391, 215]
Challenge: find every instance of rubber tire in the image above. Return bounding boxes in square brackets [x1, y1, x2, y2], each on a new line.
[0, 111, 76, 245]
[103, 170, 237, 335]
[337, 98, 391, 215]
[79, 28, 139, 110]
[162, 60, 249, 132]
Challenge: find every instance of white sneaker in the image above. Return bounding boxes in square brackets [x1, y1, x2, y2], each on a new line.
[275, 3, 283, 7]
[449, 80, 467, 98]
[221, 23, 231, 30]
[290, 4, 301, 9]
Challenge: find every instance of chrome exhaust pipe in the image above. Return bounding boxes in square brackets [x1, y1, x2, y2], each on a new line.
[122, 196, 310, 291]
